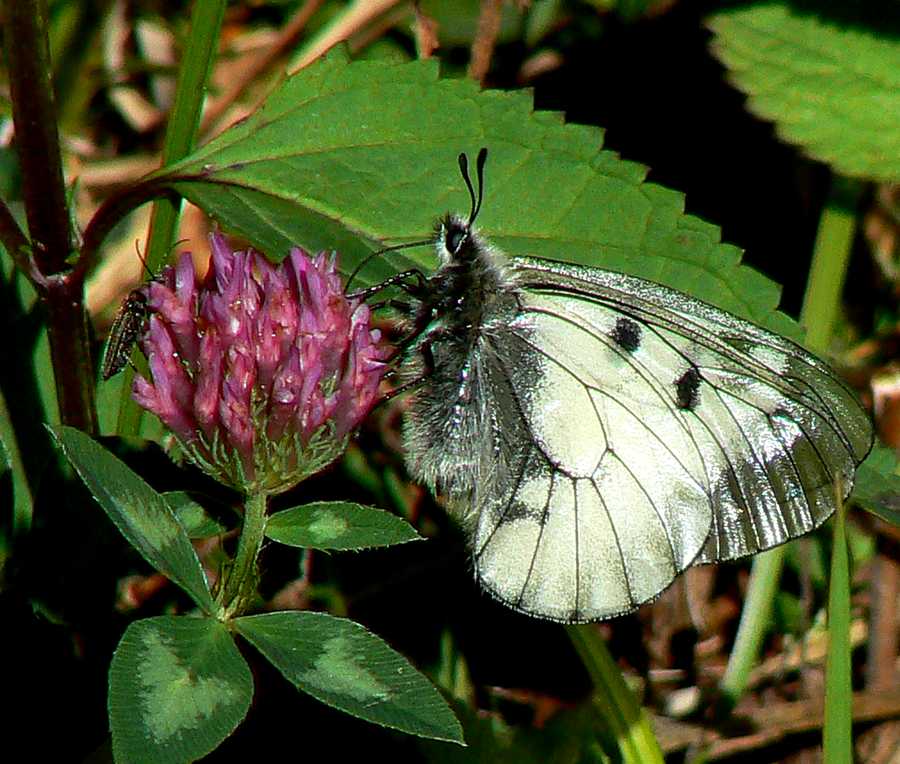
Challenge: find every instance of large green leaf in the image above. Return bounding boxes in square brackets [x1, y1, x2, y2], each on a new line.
[708, 2, 900, 182]
[49, 426, 215, 613]
[109, 616, 253, 764]
[235, 610, 464, 744]
[265, 501, 422, 550]
[159, 51, 798, 339]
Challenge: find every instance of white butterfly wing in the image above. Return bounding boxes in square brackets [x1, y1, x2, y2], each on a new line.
[460, 257, 871, 623]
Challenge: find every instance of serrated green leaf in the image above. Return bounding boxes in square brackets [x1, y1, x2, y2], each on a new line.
[165, 491, 229, 539]
[852, 442, 900, 526]
[265, 501, 422, 550]
[109, 616, 253, 764]
[235, 610, 464, 744]
[708, 3, 900, 181]
[159, 52, 799, 340]
[49, 426, 215, 613]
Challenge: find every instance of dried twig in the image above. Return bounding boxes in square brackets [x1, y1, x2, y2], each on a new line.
[867, 533, 900, 692]
[654, 689, 900, 759]
[201, 0, 324, 136]
[290, 0, 405, 73]
[468, 0, 503, 84]
[413, 4, 439, 59]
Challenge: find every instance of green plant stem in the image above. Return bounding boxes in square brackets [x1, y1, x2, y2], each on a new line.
[718, 546, 786, 705]
[115, 0, 227, 437]
[809, 187, 858, 758]
[800, 178, 861, 350]
[567, 625, 664, 763]
[719, 177, 860, 708]
[823, 491, 852, 762]
[149, 0, 228, 273]
[3, 0, 97, 432]
[220, 491, 268, 618]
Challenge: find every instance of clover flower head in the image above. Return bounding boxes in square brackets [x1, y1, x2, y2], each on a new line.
[133, 233, 389, 495]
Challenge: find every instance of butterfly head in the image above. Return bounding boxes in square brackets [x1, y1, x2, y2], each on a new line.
[434, 147, 490, 268]
[434, 212, 482, 267]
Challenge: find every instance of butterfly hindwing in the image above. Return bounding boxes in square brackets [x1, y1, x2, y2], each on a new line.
[464, 277, 712, 621]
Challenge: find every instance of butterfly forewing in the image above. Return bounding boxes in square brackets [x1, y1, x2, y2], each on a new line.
[500, 258, 872, 588]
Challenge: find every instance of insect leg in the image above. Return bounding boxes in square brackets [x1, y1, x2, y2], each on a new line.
[346, 268, 427, 302]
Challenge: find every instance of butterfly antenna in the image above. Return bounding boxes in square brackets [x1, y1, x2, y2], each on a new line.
[458, 153, 476, 224]
[350, 147, 489, 292]
[458, 147, 489, 226]
[473, 147, 487, 223]
[134, 240, 155, 280]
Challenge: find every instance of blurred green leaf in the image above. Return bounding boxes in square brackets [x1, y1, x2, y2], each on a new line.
[708, 2, 900, 181]
[160, 52, 799, 339]
[419, 695, 608, 764]
[165, 491, 229, 539]
[109, 616, 253, 764]
[784, 535, 827, 590]
[588, 0, 663, 21]
[772, 591, 805, 635]
[526, 0, 563, 47]
[846, 520, 876, 570]
[265, 500, 422, 550]
[49, 426, 215, 613]
[852, 443, 900, 526]
[418, 0, 523, 46]
[0, 389, 31, 534]
[235, 610, 464, 744]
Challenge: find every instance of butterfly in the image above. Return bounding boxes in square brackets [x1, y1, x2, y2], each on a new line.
[373, 149, 873, 624]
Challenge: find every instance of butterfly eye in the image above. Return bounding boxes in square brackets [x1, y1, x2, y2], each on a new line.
[445, 225, 467, 255]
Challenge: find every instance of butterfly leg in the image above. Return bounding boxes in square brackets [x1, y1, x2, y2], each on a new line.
[378, 323, 458, 403]
[345, 268, 427, 301]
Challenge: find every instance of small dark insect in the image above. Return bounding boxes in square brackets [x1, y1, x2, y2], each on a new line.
[100, 286, 151, 380]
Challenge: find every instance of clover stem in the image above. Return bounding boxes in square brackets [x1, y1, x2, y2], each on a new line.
[221, 491, 269, 619]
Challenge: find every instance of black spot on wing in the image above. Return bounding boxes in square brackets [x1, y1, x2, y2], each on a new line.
[675, 366, 701, 411]
[498, 496, 548, 526]
[611, 316, 642, 352]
